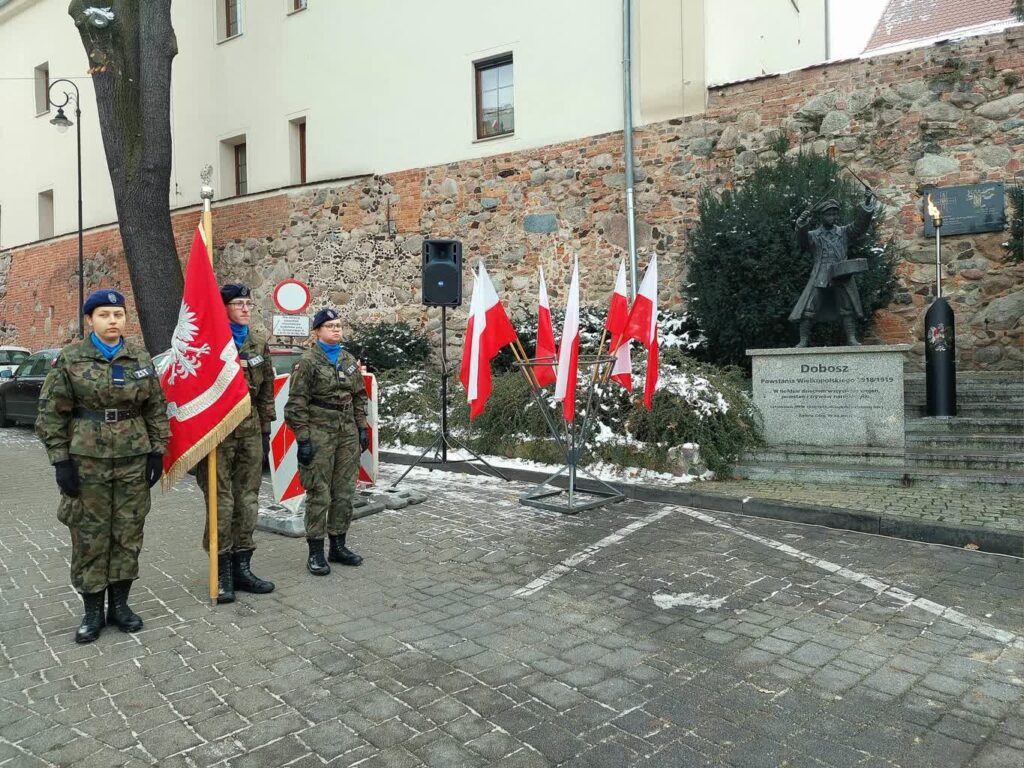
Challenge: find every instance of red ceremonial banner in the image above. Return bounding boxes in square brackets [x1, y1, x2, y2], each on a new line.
[161, 226, 251, 486]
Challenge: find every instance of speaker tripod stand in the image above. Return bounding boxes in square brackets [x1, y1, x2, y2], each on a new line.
[390, 306, 508, 488]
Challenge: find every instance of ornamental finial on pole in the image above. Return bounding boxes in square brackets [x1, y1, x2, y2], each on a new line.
[200, 165, 214, 201]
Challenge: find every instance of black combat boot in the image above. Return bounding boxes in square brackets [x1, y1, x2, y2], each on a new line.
[842, 317, 861, 346]
[232, 550, 275, 593]
[795, 320, 812, 348]
[307, 539, 330, 575]
[217, 552, 235, 603]
[75, 591, 105, 644]
[106, 580, 144, 632]
[328, 533, 363, 567]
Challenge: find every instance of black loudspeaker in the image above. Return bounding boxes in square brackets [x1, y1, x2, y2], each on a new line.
[421, 239, 462, 307]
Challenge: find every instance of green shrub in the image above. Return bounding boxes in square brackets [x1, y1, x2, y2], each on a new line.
[347, 321, 431, 372]
[626, 350, 761, 475]
[378, 346, 761, 477]
[1007, 185, 1023, 264]
[685, 138, 898, 368]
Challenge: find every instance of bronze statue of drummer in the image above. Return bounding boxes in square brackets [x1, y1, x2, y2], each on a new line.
[790, 192, 876, 346]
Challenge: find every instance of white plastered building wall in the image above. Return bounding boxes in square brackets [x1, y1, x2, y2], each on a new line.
[0, 0, 830, 250]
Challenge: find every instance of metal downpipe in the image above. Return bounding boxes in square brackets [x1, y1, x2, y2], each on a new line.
[623, 0, 639, 299]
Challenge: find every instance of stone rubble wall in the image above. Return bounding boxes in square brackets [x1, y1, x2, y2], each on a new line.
[1, 30, 1021, 368]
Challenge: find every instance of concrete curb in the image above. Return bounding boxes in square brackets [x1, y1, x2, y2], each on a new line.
[380, 451, 1024, 558]
[257, 488, 426, 538]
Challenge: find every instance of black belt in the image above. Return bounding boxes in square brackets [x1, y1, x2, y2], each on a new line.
[73, 407, 141, 423]
[310, 399, 346, 412]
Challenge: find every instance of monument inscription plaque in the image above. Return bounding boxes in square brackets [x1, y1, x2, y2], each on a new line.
[922, 183, 1005, 236]
[747, 345, 910, 447]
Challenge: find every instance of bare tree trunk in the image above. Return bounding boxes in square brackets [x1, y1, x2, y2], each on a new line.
[69, 0, 182, 354]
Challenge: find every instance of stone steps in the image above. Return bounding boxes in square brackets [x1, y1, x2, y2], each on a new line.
[906, 402, 1024, 419]
[904, 416, 1024, 434]
[905, 432, 1024, 452]
[748, 445, 1024, 472]
[733, 461, 1024, 489]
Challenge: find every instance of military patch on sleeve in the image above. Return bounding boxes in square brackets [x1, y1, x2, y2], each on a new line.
[248, 355, 264, 366]
[132, 367, 154, 379]
[345, 363, 358, 375]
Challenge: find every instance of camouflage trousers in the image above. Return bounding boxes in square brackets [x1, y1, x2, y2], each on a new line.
[196, 428, 263, 554]
[57, 454, 151, 595]
[299, 428, 359, 539]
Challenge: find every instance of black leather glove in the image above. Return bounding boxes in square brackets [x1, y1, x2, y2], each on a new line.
[296, 439, 314, 466]
[358, 427, 369, 453]
[54, 459, 80, 498]
[262, 433, 271, 461]
[146, 453, 164, 488]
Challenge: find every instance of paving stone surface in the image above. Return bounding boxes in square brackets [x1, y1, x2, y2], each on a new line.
[1, 425, 1022, 767]
[693, 479, 1024, 533]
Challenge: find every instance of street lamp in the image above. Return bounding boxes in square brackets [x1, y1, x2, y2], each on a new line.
[48, 78, 84, 338]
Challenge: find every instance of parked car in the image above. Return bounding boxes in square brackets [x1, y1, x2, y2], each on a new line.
[0, 348, 61, 427]
[0, 346, 31, 377]
[153, 344, 304, 378]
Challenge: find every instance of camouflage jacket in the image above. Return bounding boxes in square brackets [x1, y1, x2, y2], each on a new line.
[236, 330, 276, 436]
[35, 339, 170, 464]
[284, 345, 367, 442]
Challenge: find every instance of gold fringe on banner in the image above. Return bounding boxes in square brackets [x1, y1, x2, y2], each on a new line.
[160, 397, 251, 491]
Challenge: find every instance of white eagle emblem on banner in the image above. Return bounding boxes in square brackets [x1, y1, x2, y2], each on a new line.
[167, 302, 211, 384]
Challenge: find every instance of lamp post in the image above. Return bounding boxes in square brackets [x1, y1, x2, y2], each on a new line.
[48, 79, 83, 338]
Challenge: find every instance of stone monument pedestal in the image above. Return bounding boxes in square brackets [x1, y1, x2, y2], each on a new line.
[747, 345, 910, 447]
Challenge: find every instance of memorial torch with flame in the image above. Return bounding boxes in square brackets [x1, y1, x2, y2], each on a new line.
[927, 194, 943, 297]
[924, 193, 957, 417]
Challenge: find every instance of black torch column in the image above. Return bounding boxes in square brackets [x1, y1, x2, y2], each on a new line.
[924, 195, 956, 417]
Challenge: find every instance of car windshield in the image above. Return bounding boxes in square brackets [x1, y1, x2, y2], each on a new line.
[272, 350, 303, 375]
[0, 350, 29, 365]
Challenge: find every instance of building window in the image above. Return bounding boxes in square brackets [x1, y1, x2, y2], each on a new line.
[218, 0, 241, 40]
[475, 55, 513, 140]
[34, 62, 49, 115]
[234, 143, 248, 195]
[290, 0, 307, 12]
[38, 190, 54, 240]
[290, 118, 307, 184]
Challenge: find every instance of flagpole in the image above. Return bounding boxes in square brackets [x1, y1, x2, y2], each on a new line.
[200, 169, 219, 606]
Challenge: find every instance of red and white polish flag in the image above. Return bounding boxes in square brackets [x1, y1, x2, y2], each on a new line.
[606, 259, 633, 392]
[459, 263, 519, 419]
[616, 254, 659, 410]
[534, 266, 557, 387]
[160, 225, 251, 487]
[554, 257, 581, 422]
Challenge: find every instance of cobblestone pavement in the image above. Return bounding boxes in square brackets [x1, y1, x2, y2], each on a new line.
[1, 425, 1022, 768]
[694, 480, 1024, 534]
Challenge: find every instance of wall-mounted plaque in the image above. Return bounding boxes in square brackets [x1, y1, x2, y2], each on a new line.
[922, 182, 1005, 236]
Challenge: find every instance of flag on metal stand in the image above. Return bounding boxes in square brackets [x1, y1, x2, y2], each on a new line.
[160, 221, 250, 603]
[460, 263, 519, 419]
[554, 257, 581, 421]
[606, 259, 633, 392]
[614, 254, 658, 410]
[534, 266, 557, 387]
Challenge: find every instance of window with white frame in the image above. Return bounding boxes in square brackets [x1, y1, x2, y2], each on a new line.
[38, 190, 54, 240]
[34, 62, 49, 115]
[217, 0, 242, 40]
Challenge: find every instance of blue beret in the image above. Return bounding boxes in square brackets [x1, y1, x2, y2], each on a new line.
[220, 283, 250, 304]
[312, 308, 340, 329]
[82, 289, 126, 315]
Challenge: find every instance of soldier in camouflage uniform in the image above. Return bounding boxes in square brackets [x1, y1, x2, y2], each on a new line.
[35, 289, 169, 644]
[284, 308, 369, 575]
[195, 283, 276, 603]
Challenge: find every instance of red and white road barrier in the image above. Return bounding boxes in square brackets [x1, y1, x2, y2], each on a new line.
[269, 371, 378, 513]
